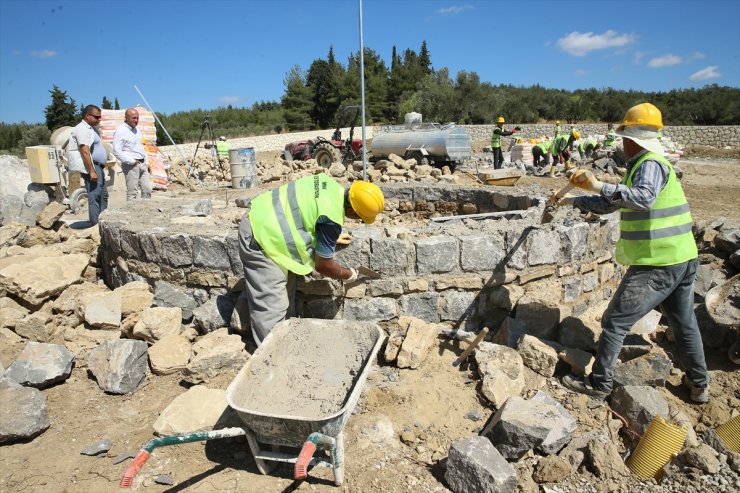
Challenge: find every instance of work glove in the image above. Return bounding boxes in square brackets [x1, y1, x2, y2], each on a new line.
[336, 233, 352, 245]
[345, 268, 359, 283]
[569, 169, 604, 194]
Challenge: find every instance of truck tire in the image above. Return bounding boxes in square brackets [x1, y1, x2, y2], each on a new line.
[314, 142, 341, 168]
[409, 151, 429, 167]
[69, 187, 88, 214]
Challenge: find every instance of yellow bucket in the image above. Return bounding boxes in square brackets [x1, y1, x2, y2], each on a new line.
[626, 415, 688, 480]
[716, 415, 740, 452]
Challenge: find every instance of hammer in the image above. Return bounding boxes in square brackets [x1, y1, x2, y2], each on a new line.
[452, 327, 490, 367]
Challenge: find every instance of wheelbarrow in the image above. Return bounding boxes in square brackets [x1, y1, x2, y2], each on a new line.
[120, 319, 385, 488]
[477, 168, 525, 186]
[705, 273, 740, 364]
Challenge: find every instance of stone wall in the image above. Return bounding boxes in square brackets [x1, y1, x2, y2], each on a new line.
[98, 184, 623, 341]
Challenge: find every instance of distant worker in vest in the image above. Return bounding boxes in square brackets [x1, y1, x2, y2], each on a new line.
[238, 174, 385, 346]
[557, 102, 709, 404]
[216, 136, 230, 160]
[603, 123, 617, 147]
[490, 116, 521, 170]
[568, 125, 577, 152]
[67, 105, 109, 225]
[113, 108, 152, 201]
[577, 136, 601, 160]
[531, 137, 551, 168]
[554, 120, 562, 138]
[549, 130, 580, 177]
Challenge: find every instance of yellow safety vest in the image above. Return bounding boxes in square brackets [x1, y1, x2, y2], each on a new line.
[216, 141, 230, 158]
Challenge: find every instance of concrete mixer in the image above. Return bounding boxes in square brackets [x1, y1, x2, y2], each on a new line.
[369, 122, 471, 170]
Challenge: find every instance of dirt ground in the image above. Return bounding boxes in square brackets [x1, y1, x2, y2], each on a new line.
[1, 155, 738, 493]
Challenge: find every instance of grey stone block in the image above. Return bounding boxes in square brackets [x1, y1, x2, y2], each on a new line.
[582, 271, 599, 293]
[162, 233, 193, 267]
[613, 351, 672, 388]
[192, 293, 237, 333]
[559, 223, 589, 263]
[400, 292, 440, 322]
[139, 230, 163, 264]
[334, 237, 368, 269]
[100, 221, 122, 257]
[527, 229, 560, 266]
[515, 294, 562, 340]
[369, 238, 413, 275]
[5, 342, 75, 388]
[610, 385, 669, 436]
[563, 277, 582, 303]
[505, 230, 528, 270]
[483, 396, 552, 459]
[181, 199, 212, 217]
[224, 233, 243, 275]
[154, 281, 198, 320]
[441, 291, 478, 321]
[460, 234, 505, 271]
[303, 298, 340, 319]
[0, 195, 23, 226]
[343, 297, 397, 321]
[530, 391, 577, 454]
[445, 436, 517, 493]
[193, 236, 231, 270]
[119, 229, 141, 258]
[0, 386, 50, 443]
[416, 236, 458, 273]
[87, 339, 148, 394]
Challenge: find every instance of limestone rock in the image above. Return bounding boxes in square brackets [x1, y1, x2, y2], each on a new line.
[36, 202, 67, 229]
[676, 444, 720, 474]
[84, 292, 122, 330]
[181, 328, 248, 384]
[81, 438, 113, 456]
[15, 311, 57, 342]
[114, 281, 154, 317]
[87, 339, 148, 394]
[5, 341, 74, 388]
[491, 317, 527, 348]
[559, 347, 594, 376]
[148, 334, 191, 375]
[444, 436, 517, 493]
[153, 385, 237, 436]
[613, 351, 672, 388]
[609, 385, 669, 437]
[51, 281, 110, 327]
[517, 335, 559, 377]
[476, 342, 525, 408]
[0, 386, 50, 443]
[533, 455, 572, 483]
[63, 325, 120, 360]
[153, 280, 198, 320]
[132, 307, 182, 344]
[0, 253, 89, 307]
[192, 293, 237, 333]
[530, 391, 578, 454]
[584, 436, 630, 478]
[0, 296, 28, 328]
[515, 294, 563, 340]
[396, 316, 438, 369]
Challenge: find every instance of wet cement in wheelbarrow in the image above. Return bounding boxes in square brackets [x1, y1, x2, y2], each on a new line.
[230, 319, 378, 419]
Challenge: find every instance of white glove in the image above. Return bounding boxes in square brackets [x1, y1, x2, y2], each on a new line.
[345, 268, 359, 283]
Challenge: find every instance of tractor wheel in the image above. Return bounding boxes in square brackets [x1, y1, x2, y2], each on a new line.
[410, 151, 429, 167]
[342, 147, 358, 166]
[314, 142, 341, 168]
[70, 187, 88, 215]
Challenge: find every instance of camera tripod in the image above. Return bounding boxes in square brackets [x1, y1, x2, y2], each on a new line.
[192, 113, 218, 161]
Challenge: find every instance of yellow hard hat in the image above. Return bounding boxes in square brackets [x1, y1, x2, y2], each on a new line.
[497, 116, 505, 123]
[349, 181, 385, 224]
[529, 138, 537, 144]
[572, 130, 581, 140]
[618, 102, 663, 131]
[556, 120, 560, 125]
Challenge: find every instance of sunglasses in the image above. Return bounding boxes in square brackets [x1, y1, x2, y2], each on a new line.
[89, 114, 102, 120]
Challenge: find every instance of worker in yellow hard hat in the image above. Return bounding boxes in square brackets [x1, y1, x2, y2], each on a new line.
[490, 115, 521, 170]
[238, 174, 384, 345]
[557, 102, 709, 404]
[548, 129, 580, 176]
[531, 136, 551, 168]
[554, 120, 562, 138]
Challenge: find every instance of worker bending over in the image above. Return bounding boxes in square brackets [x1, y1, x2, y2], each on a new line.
[531, 137, 551, 168]
[490, 116, 520, 170]
[238, 174, 384, 345]
[558, 103, 709, 404]
[549, 130, 580, 176]
[577, 136, 601, 160]
[603, 123, 617, 148]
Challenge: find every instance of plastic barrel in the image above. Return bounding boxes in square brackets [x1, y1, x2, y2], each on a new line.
[625, 415, 688, 480]
[229, 147, 257, 189]
[715, 415, 740, 452]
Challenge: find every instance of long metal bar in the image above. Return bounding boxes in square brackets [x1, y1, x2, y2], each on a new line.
[133, 85, 200, 185]
[358, 0, 367, 180]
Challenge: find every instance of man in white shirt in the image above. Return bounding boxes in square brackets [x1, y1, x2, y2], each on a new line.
[113, 108, 151, 201]
[67, 105, 109, 225]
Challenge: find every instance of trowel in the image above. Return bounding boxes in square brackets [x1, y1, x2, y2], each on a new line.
[357, 266, 381, 279]
[540, 183, 575, 224]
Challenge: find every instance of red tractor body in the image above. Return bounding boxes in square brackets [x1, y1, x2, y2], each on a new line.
[283, 106, 362, 168]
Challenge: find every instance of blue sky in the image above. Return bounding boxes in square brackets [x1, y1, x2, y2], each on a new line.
[1, 0, 738, 123]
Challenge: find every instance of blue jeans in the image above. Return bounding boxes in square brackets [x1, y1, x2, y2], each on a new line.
[591, 258, 709, 392]
[82, 163, 108, 225]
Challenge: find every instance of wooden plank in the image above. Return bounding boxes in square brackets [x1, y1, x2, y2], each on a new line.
[431, 209, 529, 222]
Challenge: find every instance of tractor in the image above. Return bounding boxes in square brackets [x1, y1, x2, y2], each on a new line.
[283, 105, 363, 168]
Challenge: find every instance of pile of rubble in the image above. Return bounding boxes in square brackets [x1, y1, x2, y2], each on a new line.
[167, 153, 462, 188]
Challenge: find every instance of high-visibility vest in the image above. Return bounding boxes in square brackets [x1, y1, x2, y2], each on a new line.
[578, 139, 597, 153]
[216, 141, 230, 157]
[551, 135, 568, 155]
[491, 126, 504, 148]
[535, 142, 550, 153]
[249, 173, 345, 275]
[604, 130, 617, 146]
[615, 152, 697, 266]
[554, 124, 562, 136]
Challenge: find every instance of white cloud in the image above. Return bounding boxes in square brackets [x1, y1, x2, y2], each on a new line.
[219, 96, 241, 105]
[647, 54, 682, 68]
[556, 30, 636, 56]
[689, 66, 721, 81]
[438, 4, 473, 14]
[31, 49, 57, 59]
[574, 69, 589, 76]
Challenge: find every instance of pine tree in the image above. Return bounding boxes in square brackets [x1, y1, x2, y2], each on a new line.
[281, 65, 313, 131]
[44, 85, 78, 131]
[102, 96, 113, 109]
[419, 40, 432, 74]
[114, 97, 120, 110]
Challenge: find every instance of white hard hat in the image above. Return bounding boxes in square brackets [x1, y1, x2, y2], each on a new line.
[219, 136, 226, 141]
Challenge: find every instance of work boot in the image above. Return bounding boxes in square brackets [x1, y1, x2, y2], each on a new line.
[564, 160, 575, 171]
[682, 375, 709, 404]
[549, 164, 556, 178]
[561, 374, 609, 400]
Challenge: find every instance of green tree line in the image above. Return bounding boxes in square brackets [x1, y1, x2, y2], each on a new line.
[2, 42, 739, 155]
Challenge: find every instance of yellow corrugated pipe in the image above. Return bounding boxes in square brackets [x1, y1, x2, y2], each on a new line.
[715, 415, 740, 452]
[625, 415, 688, 480]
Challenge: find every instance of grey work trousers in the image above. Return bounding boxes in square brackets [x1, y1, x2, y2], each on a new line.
[591, 258, 709, 392]
[82, 163, 108, 225]
[237, 216, 296, 346]
[122, 161, 152, 201]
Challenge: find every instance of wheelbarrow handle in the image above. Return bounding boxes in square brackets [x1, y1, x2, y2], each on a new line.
[120, 450, 151, 488]
[295, 432, 337, 481]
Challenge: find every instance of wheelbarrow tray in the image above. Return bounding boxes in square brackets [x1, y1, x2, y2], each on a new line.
[478, 168, 525, 186]
[705, 273, 740, 328]
[225, 319, 384, 447]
